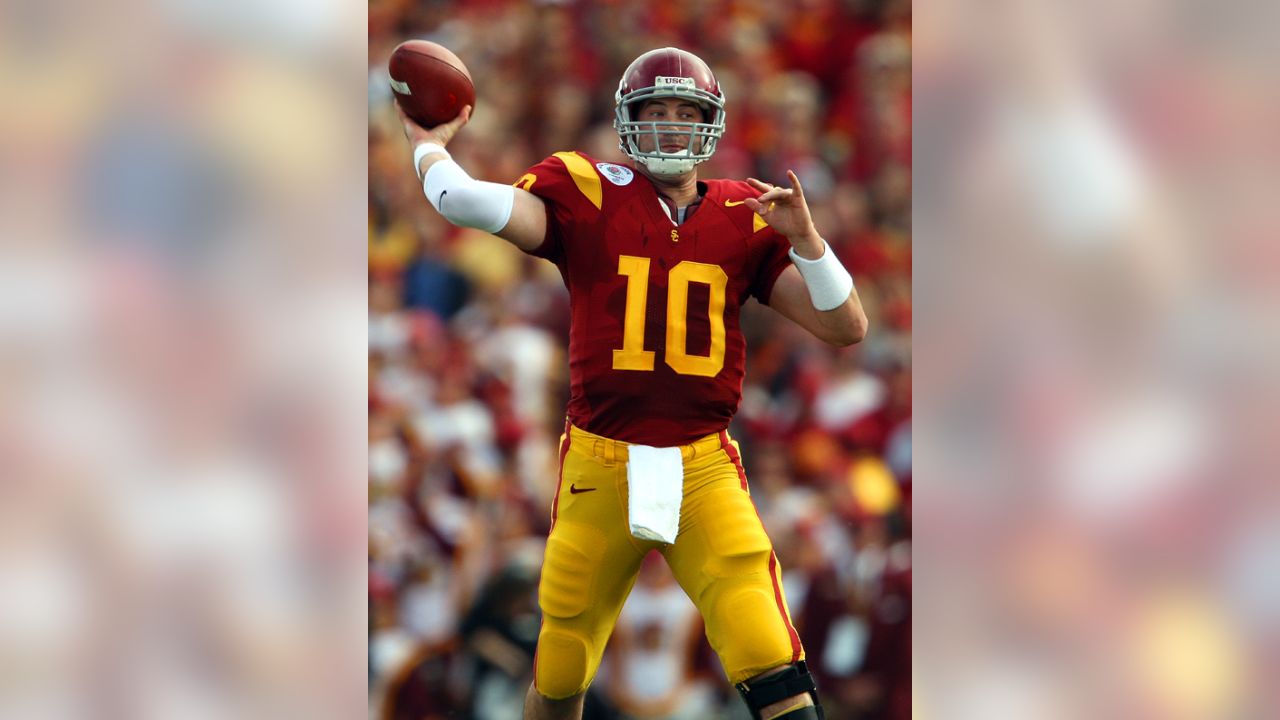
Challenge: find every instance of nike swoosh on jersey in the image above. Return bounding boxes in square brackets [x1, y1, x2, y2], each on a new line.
[568, 484, 597, 494]
[724, 199, 747, 207]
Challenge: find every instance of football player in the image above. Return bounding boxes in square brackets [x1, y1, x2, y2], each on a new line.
[397, 47, 867, 720]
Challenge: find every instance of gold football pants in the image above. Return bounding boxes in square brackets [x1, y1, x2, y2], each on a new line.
[533, 423, 804, 699]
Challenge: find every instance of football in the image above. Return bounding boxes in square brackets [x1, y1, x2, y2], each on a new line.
[388, 40, 476, 128]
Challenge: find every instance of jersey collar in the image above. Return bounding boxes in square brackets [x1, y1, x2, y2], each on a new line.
[653, 180, 709, 225]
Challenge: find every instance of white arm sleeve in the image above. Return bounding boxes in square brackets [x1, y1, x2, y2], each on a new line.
[422, 158, 515, 234]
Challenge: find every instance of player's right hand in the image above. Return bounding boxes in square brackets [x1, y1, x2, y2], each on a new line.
[395, 101, 472, 150]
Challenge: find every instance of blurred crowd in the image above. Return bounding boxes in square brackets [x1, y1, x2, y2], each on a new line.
[368, 1, 911, 718]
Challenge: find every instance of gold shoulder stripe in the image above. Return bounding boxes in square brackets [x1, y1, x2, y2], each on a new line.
[552, 151, 603, 210]
[753, 213, 769, 233]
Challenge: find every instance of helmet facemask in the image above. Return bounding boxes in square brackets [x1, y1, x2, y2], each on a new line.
[614, 82, 726, 177]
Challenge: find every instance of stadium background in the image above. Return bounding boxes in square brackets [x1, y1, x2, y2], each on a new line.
[368, 1, 911, 717]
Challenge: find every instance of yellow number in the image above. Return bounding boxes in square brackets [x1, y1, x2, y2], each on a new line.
[514, 173, 537, 191]
[611, 255, 727, 377]
[612, 255, 656, 371]
[665, 262, 728, 377]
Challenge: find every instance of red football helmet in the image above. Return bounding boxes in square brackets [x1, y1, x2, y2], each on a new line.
[614, 47, 727, 176]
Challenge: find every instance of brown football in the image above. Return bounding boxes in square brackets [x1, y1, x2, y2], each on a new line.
[388, 40, 476, 128]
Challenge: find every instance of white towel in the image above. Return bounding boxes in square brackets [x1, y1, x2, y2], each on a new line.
[626, 445, 684, 544]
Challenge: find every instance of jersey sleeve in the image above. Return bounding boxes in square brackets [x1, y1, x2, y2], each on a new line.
[513, 152, 606, 263]
[748, 226, 794, 305]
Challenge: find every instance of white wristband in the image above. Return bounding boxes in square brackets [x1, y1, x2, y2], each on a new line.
[413, 142, 450, 179]
[789, 242, 854, 311]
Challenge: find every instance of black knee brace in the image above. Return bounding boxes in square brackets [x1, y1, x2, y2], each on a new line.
[734, 661, 825, 720]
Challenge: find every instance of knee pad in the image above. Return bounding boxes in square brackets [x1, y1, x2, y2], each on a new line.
[715, 587, 796, 676]
[534, 522, 611, 698]
[735, 661, 825, 720]
[534, 629, 592, 699]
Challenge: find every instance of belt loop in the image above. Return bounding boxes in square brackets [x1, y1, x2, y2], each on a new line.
[607, 439, 616, 464]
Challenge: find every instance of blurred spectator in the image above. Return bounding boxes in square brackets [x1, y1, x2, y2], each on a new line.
[456, 564, 541, 719]
[600, 553, 715, 719]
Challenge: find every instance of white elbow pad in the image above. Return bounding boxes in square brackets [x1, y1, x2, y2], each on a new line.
[789, 243, 854, 311]
[422, 158, 515, 234]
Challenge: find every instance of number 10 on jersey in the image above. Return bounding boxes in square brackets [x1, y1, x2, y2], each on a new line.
[612, 254, 728, 378]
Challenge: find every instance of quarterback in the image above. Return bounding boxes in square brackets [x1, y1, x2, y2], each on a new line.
[398, 47, 867, 720]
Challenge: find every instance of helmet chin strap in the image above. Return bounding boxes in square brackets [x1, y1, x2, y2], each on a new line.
[638, 155, 697, 177]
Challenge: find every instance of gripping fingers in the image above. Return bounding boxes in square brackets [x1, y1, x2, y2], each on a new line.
[395, 102, 424, 141]
[431, 105, 472, 144]
[397, 103, 472, 146]
[444, 105, 473, 132]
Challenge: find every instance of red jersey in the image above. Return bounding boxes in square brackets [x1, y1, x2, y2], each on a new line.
[516, 151, 793, 446]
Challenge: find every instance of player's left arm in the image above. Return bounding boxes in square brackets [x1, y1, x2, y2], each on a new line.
[748, 171, 868, 347]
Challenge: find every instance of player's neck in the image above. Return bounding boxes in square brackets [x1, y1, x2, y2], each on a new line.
[643, 168, 700, 208]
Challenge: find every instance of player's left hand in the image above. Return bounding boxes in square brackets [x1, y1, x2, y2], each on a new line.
[745, 170, 821, 251]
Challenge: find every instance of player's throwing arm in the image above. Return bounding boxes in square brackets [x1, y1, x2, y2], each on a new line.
[390, 40, 547, 251]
